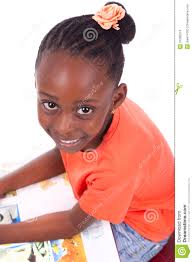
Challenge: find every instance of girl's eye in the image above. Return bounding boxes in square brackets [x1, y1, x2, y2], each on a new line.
[42, 102, 58, 111]
[77, 106, 94, 115]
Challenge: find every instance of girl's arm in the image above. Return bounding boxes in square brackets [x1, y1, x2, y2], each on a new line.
[0, 202, 96, 244]
[0, 146, 65, 195]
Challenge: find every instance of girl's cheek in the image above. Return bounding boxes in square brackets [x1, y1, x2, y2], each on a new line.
[37, 106, 49, 128]
[86, 118, 105, 136]
[39, 115, 51, 129]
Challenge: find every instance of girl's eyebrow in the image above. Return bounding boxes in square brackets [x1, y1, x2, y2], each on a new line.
[39, 91, 58, 100]
[39, 91, 99, 104]
[74, 99, 99, 104]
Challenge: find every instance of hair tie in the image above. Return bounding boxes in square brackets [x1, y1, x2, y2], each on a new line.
[92, 3, 126, 31]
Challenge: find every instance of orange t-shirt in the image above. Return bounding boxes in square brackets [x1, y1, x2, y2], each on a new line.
[60, 97, 174, 242]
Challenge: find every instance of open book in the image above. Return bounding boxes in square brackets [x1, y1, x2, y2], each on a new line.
[0, 173, 120, 262]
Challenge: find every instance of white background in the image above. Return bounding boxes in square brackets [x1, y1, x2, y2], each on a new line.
[0, 0, 174, 168]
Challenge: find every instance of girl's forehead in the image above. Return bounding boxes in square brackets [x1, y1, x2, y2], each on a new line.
[35, 51, 113, 102]
[36, 51, 106, 82]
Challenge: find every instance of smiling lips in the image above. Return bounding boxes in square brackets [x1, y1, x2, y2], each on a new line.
[60, 138, 80, 144]
[57, 137, 85, 147]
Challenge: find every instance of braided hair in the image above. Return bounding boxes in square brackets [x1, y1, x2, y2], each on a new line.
[35, 1, 136, 86]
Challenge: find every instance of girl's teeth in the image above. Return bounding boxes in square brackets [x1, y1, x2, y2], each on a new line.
[61, 139, 79, 144]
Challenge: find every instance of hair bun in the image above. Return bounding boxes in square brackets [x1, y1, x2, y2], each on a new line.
[104, 1, 136, 44]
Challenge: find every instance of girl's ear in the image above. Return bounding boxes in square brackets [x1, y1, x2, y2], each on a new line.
[113, 83, 127, 110]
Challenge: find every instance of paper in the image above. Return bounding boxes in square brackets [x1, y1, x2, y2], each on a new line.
[16, 174, 77, 221]
[0, 173, 120, 262]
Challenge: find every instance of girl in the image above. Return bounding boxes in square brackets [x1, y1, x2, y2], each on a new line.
[0, 2, 174, 261]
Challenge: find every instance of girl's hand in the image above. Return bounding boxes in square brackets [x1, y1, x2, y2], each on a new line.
[0, 192, 6, 199]
[0, 179, 8, 198]
[0, 192, 6, 198]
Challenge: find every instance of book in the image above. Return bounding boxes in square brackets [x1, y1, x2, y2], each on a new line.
[0, 173, 120, 262]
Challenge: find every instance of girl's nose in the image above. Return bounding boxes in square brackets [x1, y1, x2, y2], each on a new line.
[54, 113, 75, 135]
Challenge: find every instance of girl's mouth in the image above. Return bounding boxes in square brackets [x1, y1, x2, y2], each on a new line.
[56, 137, 86, 148]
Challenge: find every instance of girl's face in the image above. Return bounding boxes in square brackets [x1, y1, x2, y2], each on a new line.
[35, 50, 126, 153]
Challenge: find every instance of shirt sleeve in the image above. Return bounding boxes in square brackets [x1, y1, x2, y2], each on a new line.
[78, 169, 138, 224]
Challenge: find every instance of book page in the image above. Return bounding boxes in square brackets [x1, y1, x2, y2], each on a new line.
[16, 173, 77, 221]
[1, 173, 120, 261]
